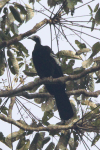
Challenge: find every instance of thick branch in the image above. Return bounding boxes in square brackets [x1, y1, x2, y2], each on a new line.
[0, 114, 100, 132]
[0, 19, 48, 48]
[18, 92, 53, 99]
[0, 65, 100, 98]
[68, 89, 100, 97]
[0, 114, 76, 131]
[17, 89, 100, 99]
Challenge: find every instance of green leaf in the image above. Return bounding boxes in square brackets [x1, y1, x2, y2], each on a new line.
[82, 58, 93, 68]
[3, 7, 8, 14]
[82, 100, 97, 108]
[87, 73, 94, 92]
[16, 136, 26, 149]
[0, 30, 8, 40]
[0, 132, 5, 142]
[10, 22, 18, 34]
[0, 50, 5, 76]
[7, 50, 19, 74]
[65, 80, 74, 92]
[41, 98, 54, 111]
[55, 132, 70, 149]
[0, 98, 2, 104]
[48, 0, 57, 7]
[70, 100, 77, 117]
[9, 6, 23, 23]
[91, 18, 95, 31]
[47, 0, 63, 7]
[23, 64, 37, 77]
[36, 0, 41, 2]
[92, 134, 100, 146]
[88, 5, 93, 14]
[42, 137, 50, 148]
[69, 138, 75, 150]
[23, 70, 37, 76]
[25, 4, 34, 22]
[45, 142, 55, 150]
[73, 130, 79, 148]
[24, 140, 30, 150]
[75, 40, 86, 49]
[29, 132, 45, 150]
[76, 48, 91, 55]
[94, 62, 100, 79]
[93, 117, 100, 126]
[95, 8, 100, 24]
[67, 59, 75, 70]
[5, 129, 25, 148]
[13, 42, 29, 56]
[67, 0, 82, 9]
[94, 56, 100, 62]
[1, 106, 8, 115]
[14, 2, 27, 14]
[62, 59, 75, 74]
[63, 1, 69, 14]
[57, 50, 82, 60]
[94, 3, 99, 12]
[42, 111, 53, 125]
[90, 42, 100, 58]
[8, 58, 15, 74]
[8, 12, 15, 24]
[19, 62, 24, 68]
[17, 139, 30, 150]
[29, 0, 35, 4]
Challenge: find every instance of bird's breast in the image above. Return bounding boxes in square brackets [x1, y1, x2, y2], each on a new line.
[32, 51, 53, 77]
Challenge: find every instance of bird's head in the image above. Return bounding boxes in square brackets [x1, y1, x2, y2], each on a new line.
[28, 35, 41, 44]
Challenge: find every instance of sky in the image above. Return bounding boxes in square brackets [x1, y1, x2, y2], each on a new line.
[0, 0, 100, 149]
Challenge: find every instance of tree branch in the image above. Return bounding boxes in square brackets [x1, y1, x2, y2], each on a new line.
[0, 113, 77, 131]
[0, 114, 100, 132]
[0, 18, 48, 48]
[0, 65, 100, 98]
[17, 89, 100, 100]
[18, 92, 53, 99]
[68, 89, 100, 97]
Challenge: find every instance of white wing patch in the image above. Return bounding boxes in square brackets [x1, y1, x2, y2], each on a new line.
[50, 53, 61, 66]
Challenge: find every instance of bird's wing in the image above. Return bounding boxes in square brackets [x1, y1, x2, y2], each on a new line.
[43, 46, 63, 77]
[50, 53, 61, 66]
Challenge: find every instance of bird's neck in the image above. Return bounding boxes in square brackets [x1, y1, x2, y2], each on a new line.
[34, 43, 41, 51]
[35, 40, 41, 45]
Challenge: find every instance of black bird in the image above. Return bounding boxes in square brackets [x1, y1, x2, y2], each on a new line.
[28, 35, 74, 121]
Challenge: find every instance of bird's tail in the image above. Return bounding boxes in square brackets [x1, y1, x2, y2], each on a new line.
[54, 92, 74, 120]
